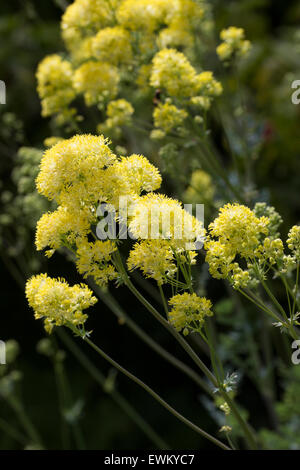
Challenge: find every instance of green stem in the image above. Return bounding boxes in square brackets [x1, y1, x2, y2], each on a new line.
[53, 359, 72, 449]
[82, 335, 230, 450]
[158, 284, 169, 318]
[57, 328, 170, 450]
[113, 251, 257, 449]
[8, 396, 43, 447]
[91, 282, 213, 396]
[0, 416, 27, 445]
[292, 263, 300, 316]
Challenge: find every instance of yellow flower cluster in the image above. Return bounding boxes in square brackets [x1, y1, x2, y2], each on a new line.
[92, 26, 132, 65]
[168, 293, 213, 335]
[150, 49, 222, 112]
[194, 71, 223, 104]
[98, 99, 134, 136]
[36, 55, 76, 119]
[150, 49, 196, 98]
[36, 134, 117, 207]
[35, 206, 90, 258]
[117, 0, 168, 32]
[73, 61, 119, 105]
[183, 170, 216, 205]
[113, 154, 162, 195]
[35, 135, 162, 286]
[127, 240, 177, 285]
[157, 27, 193, 50]
[117, 0, 203, 34]
[205, 204, 273, 288]
[209, 203, 269, 257]
[127, 193, 203, 284]
[129, 193, 205, 249]
[255, 237, 284, 267]
[61, 0, 117, 59]
[26, 274, 97, 333]
[217, 27, 251, 62]
[287, 226, 300, 261]
[153, 102, 187, 133]
[37, 0, 225, 135]
[76, 239, 118, 285]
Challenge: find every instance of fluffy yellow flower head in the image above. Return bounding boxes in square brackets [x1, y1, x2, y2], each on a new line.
[76, 238, 118, 286]
[107, 99, 134, 123]
[169, 293, 213, 334]
[157, 27, 193, 50]
[217, 26, 251, 61]
[61, 0, 116, 51]
[26, 274, 97, 334]
[127, 240, 177, 285]
[35, 206, 90, 256]
[153, 102, 187, 133]
[73, 61, 119, 105]
[117, 0, 169, 31]
[92, 26, 132, 65]
[36, 55, 76, 117]
[205, 204, 272, 288]
[117, 0, 203, 33]
[195, 71, 223, 98]
[36, 134, 117, 207]
[35, 135, 164, 288]
[113, 154, 162, 195]
[220, 26, 245, 43]
[183, 170, 216, 205]
[254, 237, 284, 266]
[150, 49, 197, 98]
[287, 225, 300, 260]
[129, 193, 205, 250]
[209, 203, 269, 258]
[99, 99, 134, 132]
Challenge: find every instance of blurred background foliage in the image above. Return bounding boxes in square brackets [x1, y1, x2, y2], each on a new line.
[1, 0, 300, 450]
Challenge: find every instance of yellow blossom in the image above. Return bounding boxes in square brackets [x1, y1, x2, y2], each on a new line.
[92, 26, 132, 65]
[36, 134, 117, 207]
[76, 238, 118, 287]
[36, 55, 76, 118]
[219, 425, 232, 433]
[113, 154, 162, 195]
[26, 274, 97, 333]
[35, 206, 90, 256]
[209, 203, 269, 258]
[117, 0, 169, 32]
[98, 99, 134, 135]
[287, 225, 300, 260]
[153, 102, 187, 133]
[150, 48, 197, 98]
[217, 26, 251, 62]
[73, 61, 119, 105]
[183, 170, 215, 205]
[61, 0, 116, 53]
[127, 240, 177, 285]
[157, 27, 193, 49]
[44, 137, 64, 148]
[129, 193, 205, 251]
[169, 293, 213, 334]
[195, 71, 223, 98]
[205, 204, 271, 288]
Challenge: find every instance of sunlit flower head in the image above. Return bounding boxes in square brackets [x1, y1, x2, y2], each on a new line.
[92, 26, 132, 65]
[150, 48, 197, 98]
[169, 293, 213, 335]
[36, 55, 76, 117]
[26, 274, 97, 334]
[73, 61, 119, 105]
